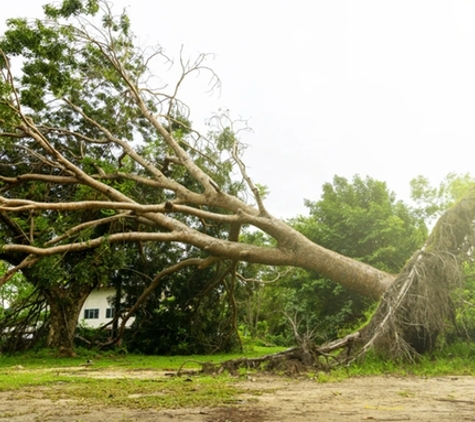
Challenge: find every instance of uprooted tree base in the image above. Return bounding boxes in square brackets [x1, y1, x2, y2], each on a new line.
[214, 335, 359, 375]
[172, 333, 358, 377]
[174, 333, 357, 376]
[187, 189, 475, 374]
[358, 186, 475, 360]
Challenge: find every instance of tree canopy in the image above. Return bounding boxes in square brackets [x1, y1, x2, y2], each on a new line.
[254, 175, 427, 345]
[2, 1, 475, 362]
[0, 0, 393, 299]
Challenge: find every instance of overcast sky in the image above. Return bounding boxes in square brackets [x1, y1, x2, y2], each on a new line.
[2, 1, 475, 219]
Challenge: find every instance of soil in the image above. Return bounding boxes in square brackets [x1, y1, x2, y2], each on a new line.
[2, 367, 475, 421]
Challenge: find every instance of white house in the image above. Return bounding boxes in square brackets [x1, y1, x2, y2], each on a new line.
[78, 287, 135, 329]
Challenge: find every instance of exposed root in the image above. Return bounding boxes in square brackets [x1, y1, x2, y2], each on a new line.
[357, 187, 475, 359]
[169, 188, 475, 376]
[178, 333, 360, 376]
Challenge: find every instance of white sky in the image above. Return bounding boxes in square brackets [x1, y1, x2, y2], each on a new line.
[2, 1, 475, 219]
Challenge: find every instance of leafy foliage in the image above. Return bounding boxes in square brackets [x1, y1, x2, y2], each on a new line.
[256, 175, 428, 344]
[0, 0, 243, 351]
[410, 173, 475, 344]
[302, 175, 427, 272]
[410, 172, 475, 223]
[2, 1, 451, 362]
[110, 242, 241, 355]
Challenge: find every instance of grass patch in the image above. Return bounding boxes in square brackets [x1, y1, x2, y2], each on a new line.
[27, 376, 241, 409]
[338, 342, 475, 378]
[0, 346, 285, 410]
[0, 345, 287, 370]
[2, 342, 475, 411]
[397, 390, 415, 398]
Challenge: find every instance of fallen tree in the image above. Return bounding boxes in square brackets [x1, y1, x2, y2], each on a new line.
[200, 190, 475, 373]
[0, 1, 473, 360]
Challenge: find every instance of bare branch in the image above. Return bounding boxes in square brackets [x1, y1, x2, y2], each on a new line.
[0, 255, 39, 288]
[0, 174, 80, 186]
[45, 213, 132, 246]
[236, 267, 292, 284]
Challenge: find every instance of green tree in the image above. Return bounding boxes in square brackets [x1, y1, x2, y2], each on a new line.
[302, 175, 427, 272]
[410, 172, 475, 223]
[260, 175, 428, 343]
[123, 261, 240, 355]
[0, 1, 392, 352]
[1, 1, 475, 360]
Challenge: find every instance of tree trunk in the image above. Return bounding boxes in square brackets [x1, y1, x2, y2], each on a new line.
[43, 283, 96, 355]
[1, 6, 461, 360]
[213, 189, 475, 372]
[200, 216, 397, 300]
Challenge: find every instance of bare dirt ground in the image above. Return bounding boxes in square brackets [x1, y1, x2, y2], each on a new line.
[2, 368, 475, 421]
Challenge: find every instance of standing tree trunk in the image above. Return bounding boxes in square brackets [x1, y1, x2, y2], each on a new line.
[42, 283, 96, 355]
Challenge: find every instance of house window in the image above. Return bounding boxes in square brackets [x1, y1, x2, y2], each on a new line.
[106, 308, 114, 318]
[84, 308, 99, 319]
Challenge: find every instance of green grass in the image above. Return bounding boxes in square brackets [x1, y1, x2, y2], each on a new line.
[4, 374, 243, 409]
[2, 342, 475, 411]
[334, 342, 475, 379]
[0, 346, 284, 410]
[0, 345, 287, 370]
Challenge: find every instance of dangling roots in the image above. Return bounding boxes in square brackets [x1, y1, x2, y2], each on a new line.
[188, 188, 475, 374]
[357, 187, 475, 360]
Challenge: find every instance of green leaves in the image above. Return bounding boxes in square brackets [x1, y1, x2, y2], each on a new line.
[258, 175, 429, 343]
[1, 17, 77, 111]
[301, 175, 427, 272]
[43, 0, 99, 19]
[102, 10, 131, 35]
[410, 173, 475, 222]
